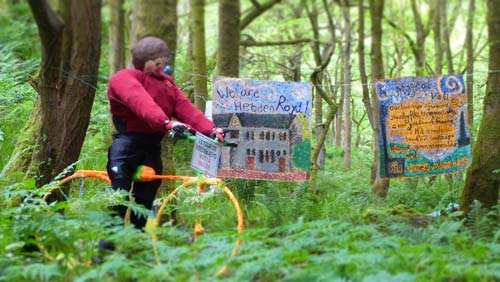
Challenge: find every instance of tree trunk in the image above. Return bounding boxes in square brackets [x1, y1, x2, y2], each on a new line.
[465, 0, 476, 133]
[306, 0, 326, 166]
[335, 73, 344, 148]
[358, 0, 374, 130]
[307, 0, 337, 190]
[315, 84, 325, 166]
[388, 0, 404, 77]
[410, 0, 431, 76]
[460, 0, 500, 213]
[331, 60, 341, 146]
[109, 0, 125, 75]
[131, 0, 178, 73]
[23, 0, 102, 187]
[130, 0, 178, 194]
[440, 0, 454, 74]
[190, 0, 208, 112]
[342, 3, 352, 170]
[370, 0, 390, 198]
[432, 0, 442, 74]
[217, 0, 240, 77]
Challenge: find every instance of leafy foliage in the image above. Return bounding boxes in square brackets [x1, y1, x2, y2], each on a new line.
[0, 46, 37, 171]
[3, 146, 499, 281]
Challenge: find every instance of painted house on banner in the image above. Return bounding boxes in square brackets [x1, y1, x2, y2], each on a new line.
[213, 113, 303, 176]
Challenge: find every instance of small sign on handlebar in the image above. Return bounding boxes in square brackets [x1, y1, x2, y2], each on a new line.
[191, 132, 222, 177]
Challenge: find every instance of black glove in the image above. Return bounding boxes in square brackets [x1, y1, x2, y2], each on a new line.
[165, 120, 193, 135]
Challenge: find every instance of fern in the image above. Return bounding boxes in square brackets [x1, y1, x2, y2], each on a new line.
[4, 263, 62, 282]
[466, 200, 491, 239]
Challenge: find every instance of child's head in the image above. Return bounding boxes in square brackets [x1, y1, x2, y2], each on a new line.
[132, 36, 171, 75]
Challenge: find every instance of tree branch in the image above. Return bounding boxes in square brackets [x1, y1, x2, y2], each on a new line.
[310, 43, 336, 107]
[383, 16, 419, 62]
[27, 0, 63, 48]
[240, 38, 312, 46]
[250, 0, 261, 8]
[240, 0, 281, 30]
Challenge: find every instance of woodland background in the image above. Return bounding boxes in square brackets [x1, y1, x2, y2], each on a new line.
[0, 0, 499, 281]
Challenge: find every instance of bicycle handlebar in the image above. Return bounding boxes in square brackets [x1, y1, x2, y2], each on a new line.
[168, 130, 238, 147]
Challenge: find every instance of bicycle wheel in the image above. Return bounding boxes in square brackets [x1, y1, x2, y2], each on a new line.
[42, 170, 112, 211]
[151, 176, 244, 274]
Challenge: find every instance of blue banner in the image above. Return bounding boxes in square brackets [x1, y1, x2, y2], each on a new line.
[376, 74, 471, 178]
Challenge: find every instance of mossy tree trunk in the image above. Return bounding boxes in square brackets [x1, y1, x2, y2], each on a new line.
[342, 2, 352, 170]
[358, 0, 374, 130]
[432, 0, 442, 75]
[440, 0, 454, 74]
[306, 0, 337, 191]
[217, 0, 240, 77]
[465, 0, 476, 132]
[131, 0, 178, 71]
[369, 0, 390, 198]
[190, 0, 208, 112]
[410, 0, 432, 76]
[307, 0, 325, 167]
[460, 0, 500, 212]
[109, 0, 125, 75]
[15, 0, 102, 187]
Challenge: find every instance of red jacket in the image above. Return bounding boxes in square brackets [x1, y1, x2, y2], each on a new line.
[108, 69, 213, 135]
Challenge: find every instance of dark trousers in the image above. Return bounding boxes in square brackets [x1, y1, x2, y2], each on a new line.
[106, 132, 163, 229]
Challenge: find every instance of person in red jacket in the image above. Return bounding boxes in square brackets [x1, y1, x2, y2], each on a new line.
[106, 36, 224, 230]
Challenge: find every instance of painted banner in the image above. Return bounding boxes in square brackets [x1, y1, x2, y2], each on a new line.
[212, 76, 312, 181]
[376, 74, 471, 178]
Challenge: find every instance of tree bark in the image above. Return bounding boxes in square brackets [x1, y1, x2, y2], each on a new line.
[388, 0, 405, 77]
[342, 3, 352, 170]
[190, 0, 208, 112]
[432, 0, 442, 74]
[109, 0, 125, 75]
[307, 0, 325, 167]
[307, 0, 337, 190]
[358, 0, 374, 129]
[335, 66, 344, 147]
[465, 0, 476, 133]
[410, 0, 432, 76]
[440, 0, 454, 74]
[131, 0, 178, 73]
[460, 0, 500, 213]
[217, 0, 240, 77]
[369, 0, 390, 198]
[23, 0, 102, 187]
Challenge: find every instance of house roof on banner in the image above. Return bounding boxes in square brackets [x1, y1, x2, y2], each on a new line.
[213, 113, 297, 129]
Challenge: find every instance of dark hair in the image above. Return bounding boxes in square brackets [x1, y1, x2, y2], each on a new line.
[131, 36, 171, 70]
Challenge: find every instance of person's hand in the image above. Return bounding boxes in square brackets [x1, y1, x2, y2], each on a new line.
[210, 128, 226, 143]
[165, 121, 193, 135]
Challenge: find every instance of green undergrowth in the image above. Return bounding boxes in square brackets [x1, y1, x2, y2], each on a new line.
[2, 143, 500, 281]
[0, 10, 39, 171]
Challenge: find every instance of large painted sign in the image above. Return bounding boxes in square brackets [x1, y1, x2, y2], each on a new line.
[376, 74, 471, 178]
[212, 76, 312, 181]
